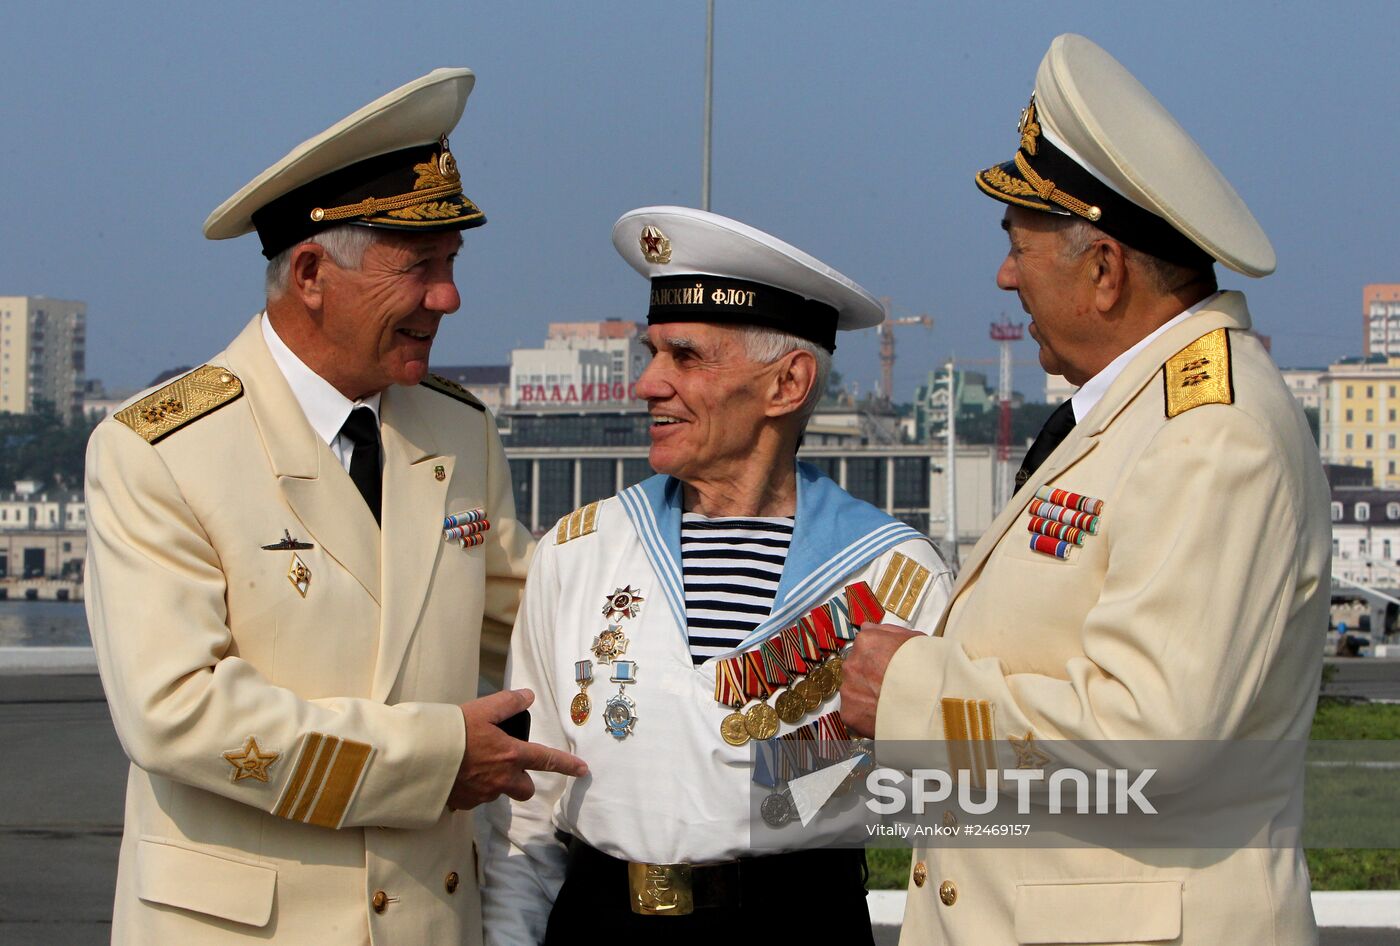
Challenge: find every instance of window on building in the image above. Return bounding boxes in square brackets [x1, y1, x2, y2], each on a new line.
[1368, 386, 1374, 398]
[1367, 409, 1374, 422]
[1346, 433, 1354, 448]
[1392, 387, 1398, 398]
[1332, 538, 1340, 556]
[1331, 502, 1342, 522]
[1357, 503, 1370, 522]
[1367, 434, 1375, 449]
[1346, 409, 1354, 422]
[1387, 539, 1394, 560]
[1390, 503, 1400, 520]
[1347, 385, 1354, 398]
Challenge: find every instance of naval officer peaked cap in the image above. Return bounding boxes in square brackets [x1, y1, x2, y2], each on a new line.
[203, 68, 484, 259]
[612, 206, 886, 353]
[975, 34, 1276, 278]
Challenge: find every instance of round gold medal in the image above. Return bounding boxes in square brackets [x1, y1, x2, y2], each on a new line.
[720, 711, 751, 746]
[775, 688, 805, 725]
[744, 701, 779, 741]
[793, 677, 821, 712]
[570, 691, 591, 725]
[808, 664, 836, 701]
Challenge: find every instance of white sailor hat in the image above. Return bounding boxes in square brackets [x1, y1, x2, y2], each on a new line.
[975, 34, 1275, 277]
[204, 68, 484, 259]
[612, 206, 885, 353]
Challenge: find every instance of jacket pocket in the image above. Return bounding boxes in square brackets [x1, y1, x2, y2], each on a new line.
[1014, 880, 1181, 943]
[135, 837, 276, 927]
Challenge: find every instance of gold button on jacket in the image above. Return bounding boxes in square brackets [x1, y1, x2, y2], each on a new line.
[912, 862, 927, 888]
[371, 891, 388, 914]
[445, 871, 460, 894]
[939, 881, 957, 906]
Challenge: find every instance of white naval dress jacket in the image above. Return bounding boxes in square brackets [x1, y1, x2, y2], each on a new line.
[877, 292, 1331, 946]
[85, 315, 533, 944]
[480, 464, 953, 945]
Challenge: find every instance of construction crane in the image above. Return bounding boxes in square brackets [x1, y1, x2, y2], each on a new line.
[989, 318, 1025, 507]
[877, 297, 934, 406]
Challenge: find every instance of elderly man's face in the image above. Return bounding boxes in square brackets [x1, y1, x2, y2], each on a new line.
[316, 230, 462, 398]
[636, 323, 777, 485]
[996, 207, 1097, 386]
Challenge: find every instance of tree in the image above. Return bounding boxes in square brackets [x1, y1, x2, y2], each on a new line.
[0, 409, 98, 491]
[957, 402, 1057, 446]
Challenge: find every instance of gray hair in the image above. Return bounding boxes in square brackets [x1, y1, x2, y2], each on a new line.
[264, 225, 380, 298]
[1055, 217, 1215, 296]
[738, 325, 831, 426]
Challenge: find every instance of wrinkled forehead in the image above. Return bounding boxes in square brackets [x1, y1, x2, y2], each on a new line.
[644, 321, 749, 356]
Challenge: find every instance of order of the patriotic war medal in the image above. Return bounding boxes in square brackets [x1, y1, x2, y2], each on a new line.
[720, 711, 751, 747]
[602, 585, 645, 621]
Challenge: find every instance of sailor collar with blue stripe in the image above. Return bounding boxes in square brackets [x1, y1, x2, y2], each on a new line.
[619, 461, 927, 658]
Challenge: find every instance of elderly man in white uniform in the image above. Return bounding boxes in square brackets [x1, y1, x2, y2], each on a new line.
[481, 207, 953, 944]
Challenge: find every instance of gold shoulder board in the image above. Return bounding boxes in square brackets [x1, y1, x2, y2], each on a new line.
[1163, 328, 1233, 419]
[421, 373, 486, 412]
[556, 501, 600, 545]
[874, 552, 933, 621]
[114, 365, 243, 444]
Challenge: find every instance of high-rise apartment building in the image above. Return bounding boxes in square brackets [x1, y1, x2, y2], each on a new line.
[0, 296, 86, 421]
[1363, 283, 1400, 356]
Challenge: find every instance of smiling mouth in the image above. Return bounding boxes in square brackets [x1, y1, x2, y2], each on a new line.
[398, 328, 432, 341]
[650, 414, 684, 427]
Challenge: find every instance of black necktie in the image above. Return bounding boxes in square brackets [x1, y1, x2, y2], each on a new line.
[339, 407, 381, 525]
[1015, 399, 1077, 493]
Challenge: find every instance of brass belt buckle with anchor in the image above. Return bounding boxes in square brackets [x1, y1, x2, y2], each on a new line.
[627, 862, 695, 916]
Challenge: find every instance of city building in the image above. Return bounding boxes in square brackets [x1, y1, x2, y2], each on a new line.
[1363, 283, 1400, 357]
[0, 481, 86, 585]
[1044, 373, 1076, 406]
[0, 296, 86, 421]
[433, 364, 510, 413]
[1317, 355, 1400, 487]
[509, 319, 648, 408]
[913, 368, 995, 442]
[1330, 485, 1400, 587]
[1280, 367, 1325, 412]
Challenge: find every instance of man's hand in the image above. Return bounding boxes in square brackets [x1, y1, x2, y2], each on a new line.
[839, 624, 922, 738]
[448, 689, 588, 810]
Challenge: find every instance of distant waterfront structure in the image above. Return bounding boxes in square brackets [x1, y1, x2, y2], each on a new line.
[508, 319, 648, 407]
[913, 367, 997, 442]
[433, 364, 510, 413]
[1363, 283, 1400, 357]
[0, 480, 86, 593]
[1044, 372, 1075, 406]
[0, 296, 86, 422]
[1318, 355, 1400, 487]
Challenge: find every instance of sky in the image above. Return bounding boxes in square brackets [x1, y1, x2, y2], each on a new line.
[1, 1, 1395, 401]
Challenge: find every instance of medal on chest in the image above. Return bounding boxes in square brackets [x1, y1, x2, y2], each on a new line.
[571, 660, 593, 725]
[572, 585, 645, 739]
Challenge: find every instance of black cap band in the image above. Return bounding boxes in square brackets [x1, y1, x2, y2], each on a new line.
[646, 275, 839, 352]
[251, 142, 485, 259]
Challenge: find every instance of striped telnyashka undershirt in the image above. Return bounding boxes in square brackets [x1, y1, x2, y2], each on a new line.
[681, 512, 793, 665]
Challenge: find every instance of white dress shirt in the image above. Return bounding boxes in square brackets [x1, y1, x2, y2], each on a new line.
[261, 314, 380, 472]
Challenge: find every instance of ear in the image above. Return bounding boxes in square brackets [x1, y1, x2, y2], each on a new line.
[288, 242, 330, 312]
[764, 349, 817, 420]
[1086, 237, 1128, 312]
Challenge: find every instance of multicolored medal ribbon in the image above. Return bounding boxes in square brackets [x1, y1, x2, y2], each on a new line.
[571, 660, 593, 725]
[1026, 487, 1105, 559]
[443, 508, 491, 548]
[603, 659, 638, 740]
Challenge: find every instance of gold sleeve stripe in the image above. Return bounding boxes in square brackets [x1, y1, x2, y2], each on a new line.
[273, 733, 375, 828]
[875, 554, 933, 621]
[1164, 328, 1233, 419]
[273, 732, 324, 819]
[307, 739, 374, 829]
[556, 502, 601, 545]
[942, 698, 997, 788]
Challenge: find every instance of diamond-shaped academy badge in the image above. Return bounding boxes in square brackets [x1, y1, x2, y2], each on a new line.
[287, 554, 311, 597]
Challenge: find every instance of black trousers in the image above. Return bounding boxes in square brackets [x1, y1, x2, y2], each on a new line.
[542, 840, 876, 946]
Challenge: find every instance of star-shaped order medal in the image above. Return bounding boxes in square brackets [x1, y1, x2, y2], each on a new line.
[222, 736, 279, 782]
[601, 586, 645, 621]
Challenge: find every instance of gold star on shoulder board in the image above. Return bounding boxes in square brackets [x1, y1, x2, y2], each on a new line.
[222, 736, 280, 783]
[1009, 731, 1051, 769]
